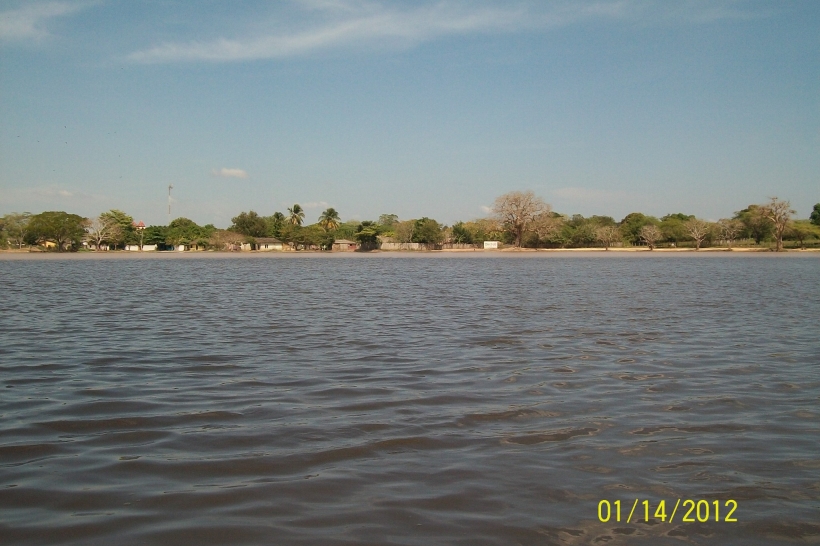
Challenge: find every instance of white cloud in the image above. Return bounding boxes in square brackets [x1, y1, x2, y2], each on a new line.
[301, 201, 330, 209]
[480, 205, 492, 213]
[126, 1, 762, 64]
[552, 187, 629, 201]
[0, 1, 88, 42]
[211, 167, 249, 179]
[31, 186, 81, 199]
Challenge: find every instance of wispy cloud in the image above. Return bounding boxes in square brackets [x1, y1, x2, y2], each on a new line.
[553, 187, 629, 201]
[301, 201, 331, 209]
[127, 0, 763, 64]
[212, 167, 249, 179]
[32, 186, 79, 198]
[0, 1, 89, 42]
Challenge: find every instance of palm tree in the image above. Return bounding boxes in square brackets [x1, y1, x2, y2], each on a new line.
[287, 204, 305, 226]
[318, 207, 341, 231]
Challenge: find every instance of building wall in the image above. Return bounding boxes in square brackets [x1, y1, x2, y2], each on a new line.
[258, 243, 283, 251]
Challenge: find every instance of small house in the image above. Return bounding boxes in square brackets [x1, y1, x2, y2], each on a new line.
[332, 239, 358, 251]
[256, 237, 284, 251]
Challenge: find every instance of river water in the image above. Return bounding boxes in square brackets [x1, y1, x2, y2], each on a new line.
[1, 253, 818, 545]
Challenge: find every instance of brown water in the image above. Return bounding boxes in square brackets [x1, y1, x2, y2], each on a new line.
[1, 253, 818, 545]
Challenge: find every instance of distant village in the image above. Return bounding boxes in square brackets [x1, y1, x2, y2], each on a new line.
[2, 192, 819, 253]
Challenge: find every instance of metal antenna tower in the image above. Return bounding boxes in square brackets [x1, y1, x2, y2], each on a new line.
[168, 184, 174, 224]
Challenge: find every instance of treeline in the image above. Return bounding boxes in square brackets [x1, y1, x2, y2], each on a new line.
[2, 193, 819, 252]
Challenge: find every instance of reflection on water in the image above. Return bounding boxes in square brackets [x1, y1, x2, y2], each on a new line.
[1, 253, 818, 545]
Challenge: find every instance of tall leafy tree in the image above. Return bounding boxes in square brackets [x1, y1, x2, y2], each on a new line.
[451, 222, 473, 244]
[354, 221, 380, 249]
[412, 217, 444, 246]
[378, 214, 399, 227]
[810, 203, 820, 226]
[26, 211, 87, 251]
[100, 209, 135, 249]
[318, 208, 341, 231]
[166, 217, 210, 247]
[288, 204, 305, 226]
[619, 213, 658, 245]
[231, 211, 267, 237]
[787, 220, 819, 249]
[266, 212, 286, 238]
[659, 213, 693, 244]
[734, 205, 773, 244]
[143, 226, 168, 247]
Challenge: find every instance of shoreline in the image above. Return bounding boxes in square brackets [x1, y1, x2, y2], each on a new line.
[2, 247, 818, 260]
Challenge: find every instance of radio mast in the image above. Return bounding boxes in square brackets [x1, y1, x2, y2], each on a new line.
[168, 184, 173, 223]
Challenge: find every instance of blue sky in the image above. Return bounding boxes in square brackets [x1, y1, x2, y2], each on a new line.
[1, 0, 818, 227]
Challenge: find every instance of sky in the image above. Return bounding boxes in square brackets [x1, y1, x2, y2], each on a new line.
[0, 0, 818, 228]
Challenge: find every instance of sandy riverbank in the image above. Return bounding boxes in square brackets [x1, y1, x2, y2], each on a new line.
[2, 247, 818, 260]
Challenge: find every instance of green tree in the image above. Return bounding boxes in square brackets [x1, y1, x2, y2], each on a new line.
[619, 213, 659, 245]
[333, 220, 360, 241]
[166, 217, 208, 248]
[143, 225, 168, 247]
[412, 217, 444, 246]
[787, 220, 819, 249]
[288, 204, 305, 226]
[659, 213, 693, 244]
[378, 214, 399, 227]
[809, 203, 820, 226]
[266, 212, 286, 238]
[27, 211, 87, 251]
[354, 221, 380, 249]
[231, 211, 267, 237]
[734, 205, 773, 244]
[1, 212, 31, 249]
[567, 217, 598, 248]
[451, 222, 473, 244]
[589, 215, 617, 227]
[318, 208, 341, 231]
[100, 209, 135, 249]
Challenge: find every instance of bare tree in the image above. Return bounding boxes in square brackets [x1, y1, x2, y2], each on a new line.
[684, 218, 711, 250]
[596, 225, 621, 250]
[209, 229, 244, 251]
[717, 219, 743, 249]
[531, 212, 562, 246]
[1, 212, 30, 249]
[639, 224, 662, 250]
[85, 215, 122, 250]
[492, 190, 549, 247]
[394, 220, 415, 243]
[761, 197, 795, 252]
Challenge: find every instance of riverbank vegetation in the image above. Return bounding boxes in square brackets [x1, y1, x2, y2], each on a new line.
[2, 194, 819, 252]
